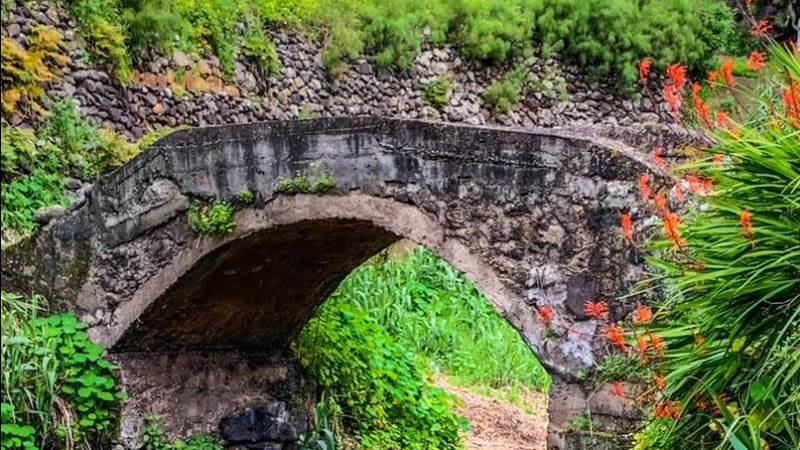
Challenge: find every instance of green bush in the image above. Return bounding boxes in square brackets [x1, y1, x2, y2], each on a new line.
[336, 247, 549, 391]
[482, 66, 525, 113]
[1, 101, 145, 238]
[1, 292, 127, 449]
[140, 415, 222, 450]
[186, 199, 236, 236]
[293, 298, 466, 450]
[421, 74, 452, 109]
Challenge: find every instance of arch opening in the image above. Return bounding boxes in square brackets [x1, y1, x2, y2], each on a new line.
[109, 195, 553, 447]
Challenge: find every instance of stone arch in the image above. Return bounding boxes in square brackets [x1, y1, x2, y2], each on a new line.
[1, 117, 664, 449]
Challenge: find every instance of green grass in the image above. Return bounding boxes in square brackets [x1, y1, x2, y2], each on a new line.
[324, 245, 550, 393]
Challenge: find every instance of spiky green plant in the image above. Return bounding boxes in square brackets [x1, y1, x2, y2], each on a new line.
[634, 45, 800, 450]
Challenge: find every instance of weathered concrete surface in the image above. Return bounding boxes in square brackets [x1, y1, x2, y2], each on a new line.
[1, 117, 668, 448]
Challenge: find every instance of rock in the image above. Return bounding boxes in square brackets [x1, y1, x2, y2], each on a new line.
[220, 403, 298, 444]
[34, 205, 66, 225]
[172, 50, 191, 67]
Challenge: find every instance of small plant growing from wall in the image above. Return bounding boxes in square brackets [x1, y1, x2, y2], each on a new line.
[187, 199, 236, 236]
[421, 74, 453, 109]
[275, 162, 336, 195]
[140, 415, 222, 450]
[482, 66, 526, 114]
[236, 189, 255, 205]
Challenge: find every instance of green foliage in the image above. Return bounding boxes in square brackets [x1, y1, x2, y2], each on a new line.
[293, 297, 466, 450]
[123, 0, 185, 55]
[635, 46, 800, 450]
[1, 292, 126, 449]
[276, 163, 335, 195]
[331, 247, 550, 391]
[570, 410, 599, 431]
[69, 0, 131, 80]
[293, 246, 549, 447]
[1, 26, 69, 117]
[236, 189, 255, 204]
[242, 29, 282, 77]
[421, 74, 452, 109]
[482, 66, 525, 113]
[299, 398, 341, 450]
[276, 172, 311, 194]
[186, 199, 236, 236]
[140, 415, 222, 450]
[0, 101, 149, 238]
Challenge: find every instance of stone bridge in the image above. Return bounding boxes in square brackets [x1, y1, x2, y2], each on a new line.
[1, 117, 669, 449]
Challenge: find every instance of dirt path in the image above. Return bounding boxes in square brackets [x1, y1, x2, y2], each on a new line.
[438, 378, 549, 450]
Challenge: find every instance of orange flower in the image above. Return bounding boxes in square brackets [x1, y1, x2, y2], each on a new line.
[707, 70, 719, 84]
[783, 80, 800, 127]
[686, 175, 713, 195]
[633, 304, 653, 324]
[715, 110, 731, 129]
[747, 51, 767, 71]
[610, 381, 626, 399]
[621, 212, 634, 242]
[653, 193, 668, 215]
[604, 324, 628, 352]
[673, 182, 685, 204]
[694, 333, 705, 347]
[637, 335, 649, 363]
[585, 300, 609, 320]
[739, 208, 754, 238]
[691, 259, 706, 270]
[750, 19, 772, 37]
[654, 400, 680, 419]
[694, 393, 710, 411]
[538, 305, 553, 326]
[649, 332, 665, 358]
[666, 63, 687, 89]
[720, 59, 735, 88]
[691, 82, 712, 128]
[663, 84, 682, 121]
[651, 147, 665, 168]
[653, 372, 666, 391]
[713, 153, 723, 166]
[663, 211, 684, 247]
[639, 174, 652, 201]
[639, 57, 652, 83]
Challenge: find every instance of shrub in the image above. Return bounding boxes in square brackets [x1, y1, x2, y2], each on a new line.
[1, 291, 127, 449]
[186, 199, 236, 236]
[482, 66, 525, 113]
[242, 29, 282, 77]
[123, 0, 185, 56]
[139, 415, 222, 450]
[292, 299, 465, 450]
[1, 102, 142, 237]
[333, 247, 550, 391]
[0, 27, 69, 116]
[69, 0, 131, 80]
[420, 74, 452, 109]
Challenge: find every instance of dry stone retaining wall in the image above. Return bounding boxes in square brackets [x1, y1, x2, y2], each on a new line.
[2, 0, 668, 140]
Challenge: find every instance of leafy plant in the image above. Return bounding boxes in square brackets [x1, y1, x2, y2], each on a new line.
[421, 74, 452, 109]
[293, 293, 466, 449]
[298, 398, 340, 450]
[236, 189, 254, 204]
[1, 292, 126, 449]
[1, 26, 69, 117]
[140, 415, 222, 450]
[482, 66, 526, 113]
[625, 44, 800, 450]
[186, 199, 236, 236]
[276, 163, 335, 195]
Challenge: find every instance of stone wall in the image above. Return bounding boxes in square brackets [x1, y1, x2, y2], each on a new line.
[2, 0, 668, 141]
